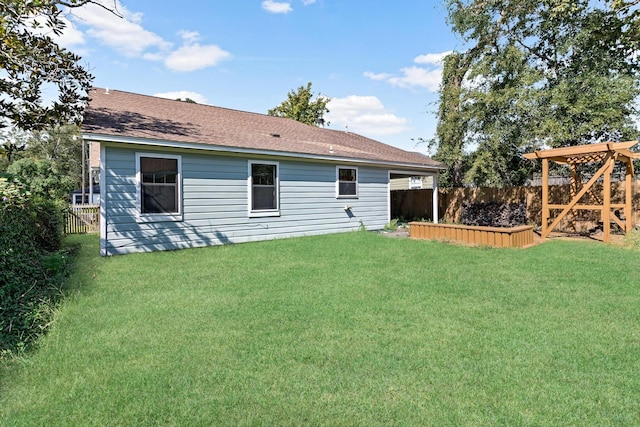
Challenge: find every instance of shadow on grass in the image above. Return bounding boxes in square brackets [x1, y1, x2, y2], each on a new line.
[0, 235, 100, 363]
[0, 234, 103, 401]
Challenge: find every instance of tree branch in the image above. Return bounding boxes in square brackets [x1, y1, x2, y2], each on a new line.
[56, 0, 123, 18]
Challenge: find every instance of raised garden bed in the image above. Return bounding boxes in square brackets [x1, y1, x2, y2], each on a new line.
[409, 222, 534, 248]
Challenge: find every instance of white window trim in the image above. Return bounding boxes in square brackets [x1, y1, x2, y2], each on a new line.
[248, 160, 280, 218]
[135, 152, 183, 223]
[336, 165, 359, 199]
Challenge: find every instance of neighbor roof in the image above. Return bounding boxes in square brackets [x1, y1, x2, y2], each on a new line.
[82, 88, 444, 170]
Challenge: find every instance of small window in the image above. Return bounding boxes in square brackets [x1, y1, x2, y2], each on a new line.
[74, 194, 87, 205]
[136, 153, 182, 221]
[337, 166, 358, 198]
[249, 161, 279, 216]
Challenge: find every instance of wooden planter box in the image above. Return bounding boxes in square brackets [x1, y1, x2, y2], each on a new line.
[409, 222, 534, 248]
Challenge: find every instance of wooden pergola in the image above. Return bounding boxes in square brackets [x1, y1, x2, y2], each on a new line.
[524, 141, 640, 243]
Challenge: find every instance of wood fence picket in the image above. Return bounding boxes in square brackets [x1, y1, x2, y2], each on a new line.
[65, 205, 99, 234]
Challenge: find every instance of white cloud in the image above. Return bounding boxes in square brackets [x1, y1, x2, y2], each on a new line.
[262, 1, 293, 14]
[165, 44, 232, 72]
[326, 95, 410, 136]
[154, 91, 209, 104]
[67, 0, 171, 57]
[414, 51, 452, 65]
[62, 1, 232, 73]
[364, 51, 452, 92]
[55, 16, 86, 48]
[302, 0, 317, 4]
[163, 30, 232, 72]
[178, 30, 201, 45]
[386, 66, 443, 91]
[363, 71, 393, 81]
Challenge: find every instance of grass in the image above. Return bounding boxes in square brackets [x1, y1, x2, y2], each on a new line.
[1, 232, 639, 426]
[624, 229, 640, 250]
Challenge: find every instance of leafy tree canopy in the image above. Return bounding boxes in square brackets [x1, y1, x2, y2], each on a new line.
[1, 1, 119, 131]
[1, 125, 82, 197]
[26, 124, 82, 184]
[6, 157, 76, 201]
[0, 128, 29, 169]
[432, 0, 640, 187]
[268, 82, 330, 126]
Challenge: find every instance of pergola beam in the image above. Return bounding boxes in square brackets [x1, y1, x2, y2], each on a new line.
[523, 140, 639, 160]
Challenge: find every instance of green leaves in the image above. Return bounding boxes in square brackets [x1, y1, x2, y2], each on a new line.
[0, 176, 67, 354]
[0, 1, 96, 130]
[434, 0, 640, 187]
[268, 82, 330, 127]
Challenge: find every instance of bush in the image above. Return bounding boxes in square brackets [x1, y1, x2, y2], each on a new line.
[0, 177, 68, 354]
[33, 198, 65, 252]
[460, 201, 528, 227]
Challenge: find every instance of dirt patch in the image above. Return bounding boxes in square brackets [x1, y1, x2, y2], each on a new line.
[377, 228, 410, 238]
[542, 230, 627, 246]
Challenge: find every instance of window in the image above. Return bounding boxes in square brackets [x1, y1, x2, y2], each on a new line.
[136, 153, 182, 221]
[249, 161, 279, 216]
[74, 194, 89, 205]
[337, 166, 358, 198]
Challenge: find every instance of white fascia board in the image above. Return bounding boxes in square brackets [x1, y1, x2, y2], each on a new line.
[82, 132, 447, 172]
[388, 169, 442, 176]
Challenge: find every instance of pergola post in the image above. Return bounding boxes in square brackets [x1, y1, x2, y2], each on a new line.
[542, 158, 549, 237]
[569, 163, 579, 233]
[603, 155, 613, 243]
[626, 159, 634, 234]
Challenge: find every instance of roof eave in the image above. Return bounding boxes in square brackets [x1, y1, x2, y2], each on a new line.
[82, 132, 446, 172]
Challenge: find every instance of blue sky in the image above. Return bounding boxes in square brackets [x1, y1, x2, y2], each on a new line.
[58, 1, 463, 152]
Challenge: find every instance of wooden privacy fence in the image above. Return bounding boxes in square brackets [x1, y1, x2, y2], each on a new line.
[392, 180, 640, 233]
[65, 205, 99, 234]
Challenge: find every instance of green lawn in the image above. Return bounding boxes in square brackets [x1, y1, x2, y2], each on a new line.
[1, 232, 639, 426]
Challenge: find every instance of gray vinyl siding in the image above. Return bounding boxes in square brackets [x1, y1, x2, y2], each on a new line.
[101, 146, 390, 255]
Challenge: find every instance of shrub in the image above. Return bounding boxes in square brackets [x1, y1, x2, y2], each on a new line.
[33, 198, 65, 252]
[384, 218, 399, 231]
[460, 201, 528, 227]
[0, 177, 68, 354]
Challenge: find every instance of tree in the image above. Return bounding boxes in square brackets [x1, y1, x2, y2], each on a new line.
[0, 1, 120, 131]
[25, 125, 83, 186]
[433, 0, 640, 187]
[268, 82, 330, 126]
[429, 52, 471, 187]
[6, 157, 76, 201]
[0, 128, 29, 169]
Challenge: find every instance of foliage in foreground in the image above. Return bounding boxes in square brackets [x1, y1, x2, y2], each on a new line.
[0, 177, 67, 354]
[1, 233, 639, 426]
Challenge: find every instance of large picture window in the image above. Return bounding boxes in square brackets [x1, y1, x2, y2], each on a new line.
[136, 153, 181, 221]
[337, 166, 358, 198]
[249, 161, 279, 216]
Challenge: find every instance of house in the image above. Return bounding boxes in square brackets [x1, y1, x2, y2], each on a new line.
[71, 185, 100, 205]
[390, 175, 434, 191]
[82, 88, 445, 255]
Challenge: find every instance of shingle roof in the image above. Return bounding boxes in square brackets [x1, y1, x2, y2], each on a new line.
[82, 88, 444, 170]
